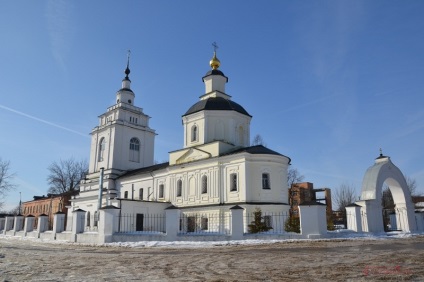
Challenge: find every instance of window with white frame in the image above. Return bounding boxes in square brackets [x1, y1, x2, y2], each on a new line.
[262, 173, 270, 189]
[129, 137, 140, 162]
[139, 188, 143, 200]
[86, 211, 91, 227]
[159, 184, 164, 198]
[94, 211, 98, 227]
[98, 138, 105, 161]
[124, 191, 128, 199]
[176, 180, 182, 197]
[201, 175, 208, 194]
[230, 173, 238, 192]
[191, 125, 198, 142]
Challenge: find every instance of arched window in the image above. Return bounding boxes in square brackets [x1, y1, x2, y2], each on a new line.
[159, 184, 165, 199]
[262, 173, 271, 189]
[177, 180, 182, 197]
[202, 175, 208, 194]
[86, 211, 91, 227]
[129, 137, 140, 162]
[94, 211, 98, 227]
[191, 125, 198, 142]
[139, 188, 144, 200]
[98, 138, 105, 161]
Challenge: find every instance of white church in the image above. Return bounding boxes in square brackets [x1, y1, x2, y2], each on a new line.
[68, 50, 292, 232]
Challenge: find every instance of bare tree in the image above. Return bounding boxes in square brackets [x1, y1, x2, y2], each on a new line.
[251, 134, 266, 146]
[333, 183, 357, 211]
[0, 158, 16, 210]
[405, 175, 420, 197]
[47, 158, 88, 194]
[381, 185, 395, 210]
[382, 175, 420, 209]
[287, 168, 305, 188]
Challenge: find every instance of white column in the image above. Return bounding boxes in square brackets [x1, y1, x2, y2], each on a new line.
[0, 218, 5, 232]
[72, 209, 86, 242]
[345, 204, 363, 232]
[98, 206, 120, 243]
[165, 206, 180, 241]
[13, 215, 24, 233]
[4, 216, 15, 234]
[37, 215, 49, 238]
[230, 205, 244, 240]
[24, 216, 35, 234]
[53, 212, 66, 238]
[299, 203, 328, 239]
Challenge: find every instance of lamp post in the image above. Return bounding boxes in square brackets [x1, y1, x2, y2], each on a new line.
[19, 191, 22, 215]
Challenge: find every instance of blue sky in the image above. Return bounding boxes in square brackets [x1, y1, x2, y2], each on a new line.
[1, 1, 423, 210]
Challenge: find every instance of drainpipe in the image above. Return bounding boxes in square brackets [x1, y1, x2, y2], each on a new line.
[98, 167, 104, 211]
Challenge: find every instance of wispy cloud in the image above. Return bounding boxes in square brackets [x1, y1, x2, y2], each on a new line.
[45, 0, 75, 72]
[0, 104, 88, 138]
[395, 109, 424, 138]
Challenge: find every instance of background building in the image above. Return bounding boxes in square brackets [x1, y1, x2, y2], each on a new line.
[22, 192, 75, 229]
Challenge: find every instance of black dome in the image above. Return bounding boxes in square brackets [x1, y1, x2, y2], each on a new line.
[202, 69, 228, 82]
[183, 97, 251, 117]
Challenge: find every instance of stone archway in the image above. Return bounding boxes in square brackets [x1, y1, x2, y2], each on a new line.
[354, 153, 416, 232]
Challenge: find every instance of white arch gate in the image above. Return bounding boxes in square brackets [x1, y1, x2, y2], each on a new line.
[348, 153, 416, 233]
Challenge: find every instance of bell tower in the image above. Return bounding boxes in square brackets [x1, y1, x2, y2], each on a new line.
[88, 53, 156, 175]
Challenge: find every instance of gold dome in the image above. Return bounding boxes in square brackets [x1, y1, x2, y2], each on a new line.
[209, 51, 220, 69]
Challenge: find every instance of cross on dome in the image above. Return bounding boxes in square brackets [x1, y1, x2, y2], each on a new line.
[125, 50, 131, 79]
[210, 42, 221, 70]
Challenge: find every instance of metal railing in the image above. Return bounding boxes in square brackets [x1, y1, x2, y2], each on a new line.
[244, 211, 290, 234]
[118, 213, 166, 233]
[179, 212, 231, 235]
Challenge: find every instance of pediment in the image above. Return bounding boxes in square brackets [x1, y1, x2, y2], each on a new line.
[176, 148, 211, 164]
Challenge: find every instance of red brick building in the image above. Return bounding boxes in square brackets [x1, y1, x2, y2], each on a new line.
[21, 192, 76, 229]
[289, 182, 333, 228]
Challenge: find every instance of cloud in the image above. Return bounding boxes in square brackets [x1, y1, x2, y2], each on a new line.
[0, 104, 88, 138]
[395, 109, 424, 138]
[45, 0, 75, 71]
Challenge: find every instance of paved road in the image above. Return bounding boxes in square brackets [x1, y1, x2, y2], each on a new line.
[1, 236, 423, 281]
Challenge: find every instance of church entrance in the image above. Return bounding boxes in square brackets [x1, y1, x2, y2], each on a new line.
[136, 214, 144, 231]
[355, 153, 416, 233]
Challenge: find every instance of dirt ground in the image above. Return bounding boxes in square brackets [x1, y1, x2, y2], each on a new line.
[1, 236, 423, 281]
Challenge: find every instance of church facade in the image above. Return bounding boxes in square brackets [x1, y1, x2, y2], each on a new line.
[68, 51, 291, 232]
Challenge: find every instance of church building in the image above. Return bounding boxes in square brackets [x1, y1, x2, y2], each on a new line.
[68, 50, 291, 232]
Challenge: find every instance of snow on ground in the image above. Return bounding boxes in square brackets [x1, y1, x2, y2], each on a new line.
[0, 230, 421, 249]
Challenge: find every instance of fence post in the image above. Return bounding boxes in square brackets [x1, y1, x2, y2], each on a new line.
[53, 212, 66, 239]
[98, 206, 120, 244]
[4, 216, 15, 234]
[37, 214, 49, 237]
[230, 205, 244, 240]
[165, 205, 180, 241]
[299, 201, 327, 239]
[13, 215, 24, 234]
[24, 215, 35, 235]
[71, 209, 86, 242]
[345, 204, 362, 232]
[0, 218, 5, 232]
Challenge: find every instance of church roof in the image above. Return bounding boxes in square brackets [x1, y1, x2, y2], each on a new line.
[119, 145, 290, 179]
[183, 96, 251, 117]
[118, 162, 170, 178]
[222, 145, 291, 163]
